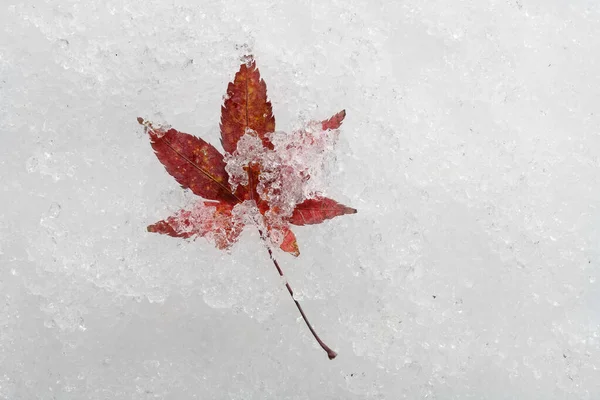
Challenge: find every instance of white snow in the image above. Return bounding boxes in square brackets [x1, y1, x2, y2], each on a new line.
[1, 0, 599, 398]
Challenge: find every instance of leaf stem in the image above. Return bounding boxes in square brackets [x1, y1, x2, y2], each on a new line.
[264, 245, 337, 360]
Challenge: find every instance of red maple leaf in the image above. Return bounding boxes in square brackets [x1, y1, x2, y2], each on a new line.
[139, 56, 356, 359]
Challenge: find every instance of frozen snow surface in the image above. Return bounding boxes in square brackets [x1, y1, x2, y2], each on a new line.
[1, 0, 599, 398]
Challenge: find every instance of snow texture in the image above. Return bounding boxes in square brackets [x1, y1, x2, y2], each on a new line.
[1, 0, 600, 399]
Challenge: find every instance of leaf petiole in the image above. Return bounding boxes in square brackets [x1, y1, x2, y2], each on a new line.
[264, 243, 337, 360]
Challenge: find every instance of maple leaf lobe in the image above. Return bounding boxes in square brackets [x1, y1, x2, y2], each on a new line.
[321, 110, 346, 131]
[220, 57, 275, 154]
[272, 225, 300, 257]
[290, 197, 357, 226]
[281, 232, 300, 256]
[147, 202, 241, 250]
[139, 118, 236, 203]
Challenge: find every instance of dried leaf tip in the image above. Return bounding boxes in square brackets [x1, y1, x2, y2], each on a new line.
[137, 117, 154, 132]
[321, 110, 346, 131]
[240, 53, 255, 67]
[137, 117, 170, 140]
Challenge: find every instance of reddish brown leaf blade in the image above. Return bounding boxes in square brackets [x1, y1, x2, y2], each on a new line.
[321, 110, 346, 131]
[139, 118, 237, 202]
[289, 196, 357, 226]
[148, 219, 193, 238]
[220, 57, 276, 153]
[147, 201, 241, 250]
[279, 226, 300, 256]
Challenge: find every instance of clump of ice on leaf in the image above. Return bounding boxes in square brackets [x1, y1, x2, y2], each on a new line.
[224, 121, 340, 248]
[231, 199, 265, 230]
[159, 202, 242, 249]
